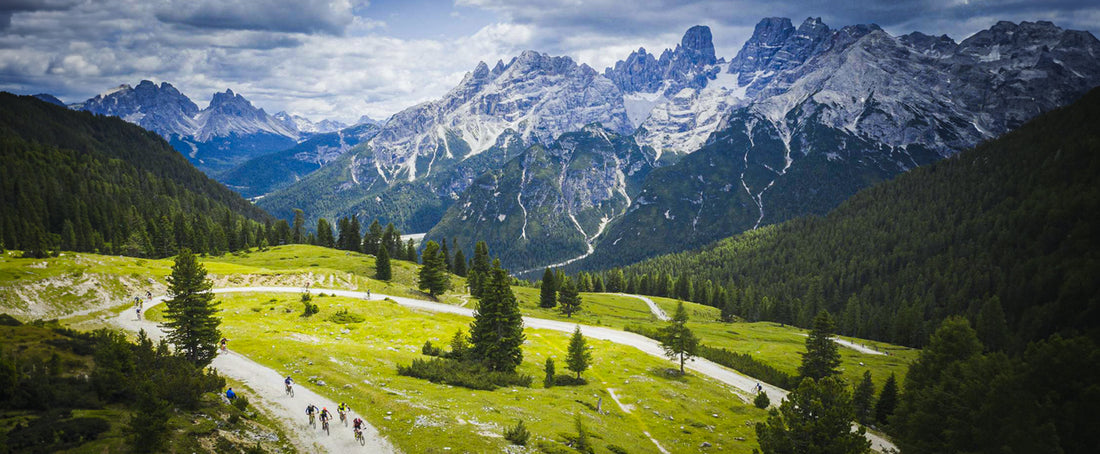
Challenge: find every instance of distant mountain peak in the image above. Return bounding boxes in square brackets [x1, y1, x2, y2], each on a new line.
[679, 25, 717, 66]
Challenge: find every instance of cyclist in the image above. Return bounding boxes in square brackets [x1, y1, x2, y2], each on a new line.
[353, 417, 364, 431]
[306, 404, 318, 425]
[284, 376, 294, 394]
[226, 388, 236, 401]
[320, 407, 332, 424]
[220, 338, 228, 352]
[338, 402, 350, 422]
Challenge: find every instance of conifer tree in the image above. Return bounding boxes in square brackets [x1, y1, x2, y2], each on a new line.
[468, 261, 524, 372]
[755, 376, 871, 454]
[405, 239, 417, 263]
[565, 326, 591, 380]
[875, 373, 898, 426]
[558, 277, 581, 317]
[543, 358, 555, 388]
[799, 310, 842, 380]
[363, 220, 382, 254]
[291, 209, 306, 244]
[453, 248, 467, 276]
[376, 244, 392, 280]
[658, 301, 699, 375]
[468, 241, 491, 297]
[417, 241, 449, 297]
[316, 218, 335, 248]
[852, 370, 876, 425]
[162, 248, 221, 367]
[539, 268, 558, 308]
[441, 238, 452, 272]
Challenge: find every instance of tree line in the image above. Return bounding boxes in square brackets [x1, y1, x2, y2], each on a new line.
[574, 86, 1100, 350]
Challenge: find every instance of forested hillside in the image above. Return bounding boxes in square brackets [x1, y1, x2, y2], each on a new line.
[613, 86, 1100, 349]
[0, 93, 271, 257]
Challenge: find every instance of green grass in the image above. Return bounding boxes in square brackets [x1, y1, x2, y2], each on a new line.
[163, 292, 769, 453]
[5, 244, 916, 391]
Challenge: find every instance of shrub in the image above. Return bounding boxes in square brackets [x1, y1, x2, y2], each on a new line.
[233, 395, 250, 411]
[326, 309, 364, 324]
[422, 340, 443, 356]
[754, 390, 770, 409]
[504, 420, 531, 446]
[698, 346, 795, 389]
[302, 301, 319, 317]
[553, 375, 588, 386]
[544, 358, 555, 388]
[396, 358, 532, 391]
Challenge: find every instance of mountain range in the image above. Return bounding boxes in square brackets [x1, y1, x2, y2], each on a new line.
[46, 18, 1100, 274]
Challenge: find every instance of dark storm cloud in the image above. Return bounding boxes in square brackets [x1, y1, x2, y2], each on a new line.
[154, 0, 355, 35]
[0, 0, 80, 28]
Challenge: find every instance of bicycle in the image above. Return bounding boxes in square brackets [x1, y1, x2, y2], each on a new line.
[285, 383, 294, 397]
[308, 413, 315, 428]
[354, 428, 365, 445]
[322, 418, 330, 435]
[339, 410, 347, 426]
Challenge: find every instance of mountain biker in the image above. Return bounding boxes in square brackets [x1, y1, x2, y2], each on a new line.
[320, 407, 332, 424]
[353, 417, 364, 431]
[226, 388, 236, 400]
[306, 404, 318, 421]
[220, 338, 228, 351]
[338, 402, 350, 418]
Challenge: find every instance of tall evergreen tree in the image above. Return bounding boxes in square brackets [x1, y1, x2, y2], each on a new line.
[376, 244, 392, 280]
[468, 261, 525, 372]
[316, 218, 335, 248]
[452, 248, 467, 276]
[363, 220, 383, 254]
[468, 241, 492, 297]
[875, 373, 898, 427]
[441, 238, 452, 272]
[291, 209, 306, 244]
[162, 248, 221, 367]
[565, 326, 591, 380]
[558, 277, 581, 317]
[658, 302, 699, 375]
[852, 371, 876, 425]
[799, 310, 842, 380]
[755, 376, 871, 454]
[539, 268, 558, 308]
[405, 239, 417, 263]
[976, 296, 1010, 352]
[382, 223, 398, 256]
[417, 241, 450, 297]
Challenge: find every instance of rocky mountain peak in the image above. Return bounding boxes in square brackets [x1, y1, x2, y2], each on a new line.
[679, 25, 717, 66]
[727, 17, 796, 74]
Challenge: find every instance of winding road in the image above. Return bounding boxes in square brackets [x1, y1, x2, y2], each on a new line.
[111, 295, 396, 453]
[112, 286, 896, 453]
[617, 293, 669, 321]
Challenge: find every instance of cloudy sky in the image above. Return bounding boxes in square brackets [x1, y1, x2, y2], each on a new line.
[2, 0, 1097, 123]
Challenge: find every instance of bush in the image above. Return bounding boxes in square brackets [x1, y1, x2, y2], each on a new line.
[233, 394, 250, 411]
[754, 390, 770, 409]
[544, 358, 555, 388]
[422, 340, 443, 356]
[326, 309, 364, 324]
[553, 375, 588, 386]
[504, 420, 531, 446]
[698, 346, 795, 389]
[302, 301, 319, 317]
[396, 358, 532, 391]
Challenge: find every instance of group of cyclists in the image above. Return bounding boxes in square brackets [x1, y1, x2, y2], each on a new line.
[288, 376, 367, 444]
[133, 291, 151, 319]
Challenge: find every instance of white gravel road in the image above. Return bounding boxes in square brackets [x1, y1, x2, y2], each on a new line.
[617, 293, 669, 321]
[115, 286, 896, 453]
[111, 295, 396, 453]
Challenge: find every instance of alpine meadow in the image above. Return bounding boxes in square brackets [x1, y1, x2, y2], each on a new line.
[2, 2, 1099, 453]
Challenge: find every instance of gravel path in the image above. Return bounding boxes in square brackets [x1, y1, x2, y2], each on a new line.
[795, 333, 887, 356]
[110, 295, 397, 453]
[616, 293, 669, 321]
[123, 286, 897, 453]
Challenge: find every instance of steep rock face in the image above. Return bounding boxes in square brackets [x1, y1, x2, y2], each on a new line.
[366, 50, 632, 184]
[77, 80, 200, 139]
[583, 19, 1100, 271]
[193, 89, 296, 141]
[274, 111, 348, 135]
[424, 125, 655, 273]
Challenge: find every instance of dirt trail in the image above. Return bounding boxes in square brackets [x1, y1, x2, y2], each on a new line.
[616, 293, 669, 321]
[110, 296, 396, 453]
